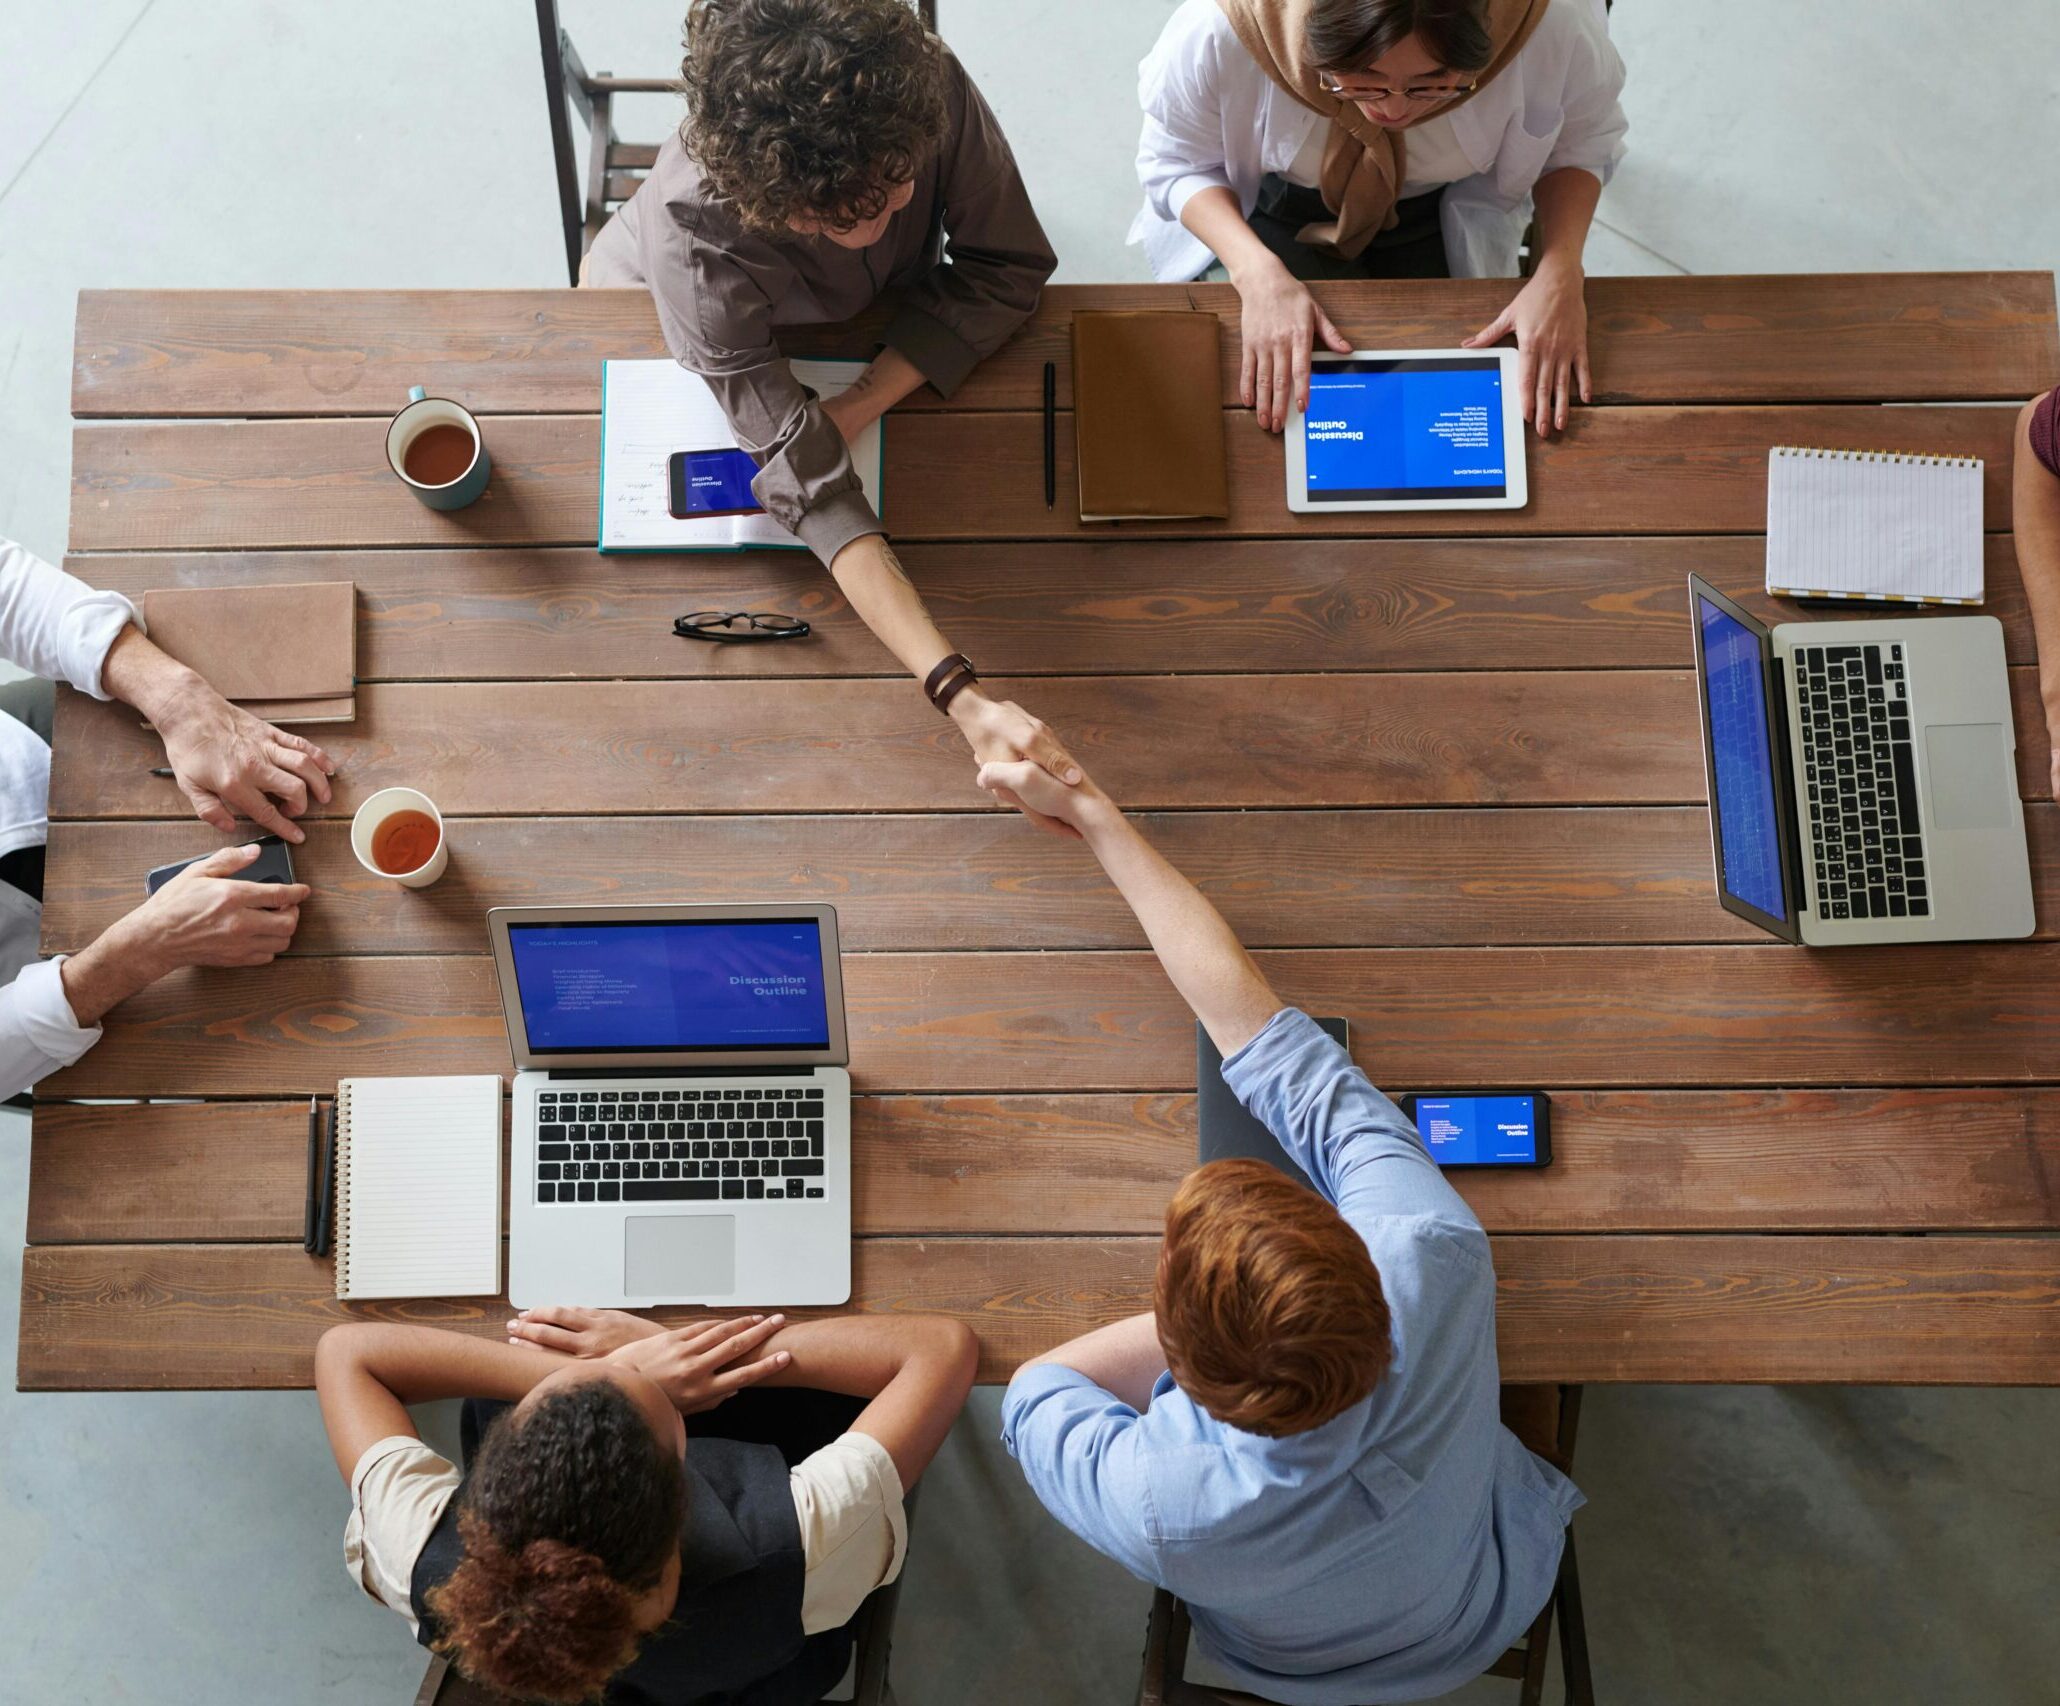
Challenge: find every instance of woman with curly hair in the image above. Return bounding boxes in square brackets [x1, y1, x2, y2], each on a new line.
[586, 0, 1078, 832]
[317, 1305, 976, 1703]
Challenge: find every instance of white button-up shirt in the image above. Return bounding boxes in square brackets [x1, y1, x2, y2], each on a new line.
[0, 539, 138, 1098]
[1131, 0, 1628, 281]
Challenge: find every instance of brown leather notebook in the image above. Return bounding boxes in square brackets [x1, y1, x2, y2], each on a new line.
[140, 581, 356, 726]
[1071, 310, 1229, 522]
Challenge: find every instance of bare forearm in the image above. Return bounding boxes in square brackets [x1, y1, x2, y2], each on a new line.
[2015, 406, 2060, 751]
[1078, 803, 1281, 1056]
[1020, 1312, 1166, 1412]
[831, 347, 928, 435]
[761, 1314, 978, 1487]
[315, 1325, 562, 1480]
[1529, 168, 1601, 272]
[56, 914, 164, 1028]
[98, 625, 207, 725]
[828, 533, 957, 681]
[1179, 185, 1283, 287]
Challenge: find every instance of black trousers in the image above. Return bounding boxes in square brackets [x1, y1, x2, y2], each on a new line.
[1246, 176, 1450, 281]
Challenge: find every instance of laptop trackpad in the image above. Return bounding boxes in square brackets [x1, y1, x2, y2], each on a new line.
[1924, 724, 2010, 831]
[625, 1215, 736, 1298]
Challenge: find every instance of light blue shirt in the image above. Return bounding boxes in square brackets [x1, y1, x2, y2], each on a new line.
[1001, 1008, 1583, 1703]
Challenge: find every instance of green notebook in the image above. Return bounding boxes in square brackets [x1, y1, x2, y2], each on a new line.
[598, 357, 884, 553]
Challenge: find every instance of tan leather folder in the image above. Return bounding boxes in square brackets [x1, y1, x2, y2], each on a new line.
[1071, 310, 1230, 522]
[140, 581, 356, 725]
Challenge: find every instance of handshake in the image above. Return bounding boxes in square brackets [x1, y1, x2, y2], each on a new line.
[954, 694, 1114, 841]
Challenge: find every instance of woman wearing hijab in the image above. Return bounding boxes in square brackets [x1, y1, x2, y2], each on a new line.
[1132, 0, 1626, 437]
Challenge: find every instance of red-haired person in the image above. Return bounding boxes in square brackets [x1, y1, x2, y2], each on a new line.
[2017, 387, 2060, 800]
[316, 1308, 976, 1704]
[980, 754, 1581, 1703]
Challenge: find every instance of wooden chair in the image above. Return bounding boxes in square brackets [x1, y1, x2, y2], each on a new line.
[535, 0, 938, 286]
[1137, 1386, 1593, 1706]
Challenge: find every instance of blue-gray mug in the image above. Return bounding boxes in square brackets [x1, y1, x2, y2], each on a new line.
[386, 385, 491, 510]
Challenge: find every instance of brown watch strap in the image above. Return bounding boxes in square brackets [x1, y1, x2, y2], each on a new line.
[923, 652, 978, 715]
[933, 667, 981, 716]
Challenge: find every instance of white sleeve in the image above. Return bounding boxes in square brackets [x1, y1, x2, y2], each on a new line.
[344, 1435, 462, 1634]
[0, 539, 138, 701]
[1541, 7, 1628, 185]
[789, 1431, 910, 1635]
[1135, 2, 1235, 224]
[0, 958, 100, 1100]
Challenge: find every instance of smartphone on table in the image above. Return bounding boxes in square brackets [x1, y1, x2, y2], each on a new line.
[145, 835, 297, 895]
[1397, 1091, 1552, 1168]
[668, 448, 763, 519]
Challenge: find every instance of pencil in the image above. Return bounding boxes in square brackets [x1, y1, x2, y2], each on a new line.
[1042, 361, 1056, 509]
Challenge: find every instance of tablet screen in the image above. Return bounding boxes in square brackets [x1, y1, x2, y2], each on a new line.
[1302, 357, 1509, 502]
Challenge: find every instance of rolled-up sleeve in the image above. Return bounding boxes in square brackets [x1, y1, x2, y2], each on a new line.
[637, 210, 882, 567]
[1136, 6, 1235, 225]
[790, 1430, 909, 1635]
[344, 1435, 461, 1635]
[0, 539, 137, 698]
[883, 59, 1055, 399]
[0, 958, 99, 1101]
[1542, 8, 1628, 186]
[999, 1363, 1160, 1580]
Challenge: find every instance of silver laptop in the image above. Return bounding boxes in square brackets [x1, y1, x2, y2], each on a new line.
[1688, 576, 2034, 945]
[488, 903, 852, 1308]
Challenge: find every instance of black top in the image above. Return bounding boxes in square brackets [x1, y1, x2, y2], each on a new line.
[411, 1430, 854, 1706]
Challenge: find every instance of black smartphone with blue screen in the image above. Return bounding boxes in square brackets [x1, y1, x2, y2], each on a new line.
[1397, 1091, 1551, 1168]
[668, 448, 763, 519]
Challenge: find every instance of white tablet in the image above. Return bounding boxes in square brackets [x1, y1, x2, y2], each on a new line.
[1286, 348, 1527, 512]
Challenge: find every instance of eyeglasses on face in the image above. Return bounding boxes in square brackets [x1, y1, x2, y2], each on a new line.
[1316, 70, 1478, 106]
[673, 611, 813, 643]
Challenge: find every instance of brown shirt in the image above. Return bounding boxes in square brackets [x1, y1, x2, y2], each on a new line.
[586, 46, 1056, 564]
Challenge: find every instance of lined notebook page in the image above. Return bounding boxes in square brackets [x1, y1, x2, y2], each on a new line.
[1765, 446, 1984, 605]
[336, 1075, 502, 1300]
[599, 358, 881, 551]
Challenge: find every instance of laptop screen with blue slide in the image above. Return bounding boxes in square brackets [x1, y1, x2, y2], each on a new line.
[1694, 588, 1793, 930]
[508, 918, 831, 1054]
[1302, 357, 1507, 501]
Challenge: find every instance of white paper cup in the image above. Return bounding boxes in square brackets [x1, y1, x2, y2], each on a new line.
[351, 787, 449, 888]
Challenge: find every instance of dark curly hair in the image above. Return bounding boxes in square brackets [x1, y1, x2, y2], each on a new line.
[679, 0, 949, 233]
[426, 1381, 684, 1704]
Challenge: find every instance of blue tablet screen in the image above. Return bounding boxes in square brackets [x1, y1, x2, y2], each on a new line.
[1302, 358, 1508, 501]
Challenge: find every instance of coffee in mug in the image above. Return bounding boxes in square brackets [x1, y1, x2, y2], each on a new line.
[386, 387, 491, 511]
[351, 788, 449, 889]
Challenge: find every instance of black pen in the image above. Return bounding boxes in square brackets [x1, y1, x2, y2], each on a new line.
[1042, 360, 1056, 509]
[302, 1095, 320, 1253]
[312, 1095, 338, 1258]
[150, 767, 174, 778]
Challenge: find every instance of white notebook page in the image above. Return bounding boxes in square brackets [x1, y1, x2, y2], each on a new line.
[600, 358, 882, 550]
[338, 1075, 502, 1299]
[1764, 446, 1984, 604]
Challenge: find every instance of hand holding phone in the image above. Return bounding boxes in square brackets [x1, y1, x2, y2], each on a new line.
[147, 835, 297, 894]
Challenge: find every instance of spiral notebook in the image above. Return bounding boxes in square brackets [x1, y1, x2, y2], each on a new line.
[334, 1075, 503, 1300]
[1764, 445, 1985, 606]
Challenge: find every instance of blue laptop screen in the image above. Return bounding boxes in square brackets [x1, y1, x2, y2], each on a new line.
[509, 919, 830, 1053]
[1302, 357, 1507, 501]
[1696, 594, 1790, 922]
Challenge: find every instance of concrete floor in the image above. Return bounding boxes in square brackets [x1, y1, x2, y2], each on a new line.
[2, 2, 2057, 1701]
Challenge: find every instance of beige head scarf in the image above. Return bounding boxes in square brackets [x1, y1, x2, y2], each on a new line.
[1216, 0, 1550, 258]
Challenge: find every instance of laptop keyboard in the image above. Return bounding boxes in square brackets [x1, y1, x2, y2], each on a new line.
[533, 1085, 828, 1204]
[1793, 642, 1930, 921]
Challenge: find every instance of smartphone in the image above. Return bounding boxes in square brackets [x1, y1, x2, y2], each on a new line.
[668, 448, 763, 519]
[1397, 1091, 1551, 1168]
[146, 835, 297, 895]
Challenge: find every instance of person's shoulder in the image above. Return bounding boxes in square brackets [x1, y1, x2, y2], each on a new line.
[1144, 0, 1246, 87]
[1519, 0, 1617, 73]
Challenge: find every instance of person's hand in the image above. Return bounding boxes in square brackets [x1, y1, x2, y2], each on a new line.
[975, 756, 1118, 840]
[1233, 258, 1353, 432]
[1463, 260, 1591, 437]
[124, 842, 310, 974]
[949, 690, 1085, 838]
[603, 1314, 792, 1415]
[506, 1306, 667, 1358]
[152, 672, 336, 843]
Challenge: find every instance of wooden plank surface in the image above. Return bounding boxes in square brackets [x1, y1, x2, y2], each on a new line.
[40, 945, 2060, 1099]
[72, 274, 2060, 417]
[67, 405, 2023, 552]
[19, 1236, 2059, 1389]
[48, 670, 1721, 818]
[40, 806, 2060, 957]
[58, 534, 2041, 680]
[28, 1088, 2060, 1246]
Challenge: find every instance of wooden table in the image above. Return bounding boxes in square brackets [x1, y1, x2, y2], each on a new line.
[21, 274, 2060, 1392]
